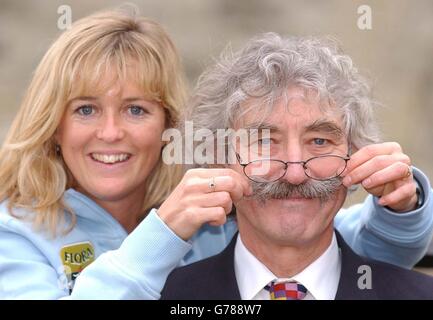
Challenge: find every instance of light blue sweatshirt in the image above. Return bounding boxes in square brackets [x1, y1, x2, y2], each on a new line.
[0, 167, 432, 299]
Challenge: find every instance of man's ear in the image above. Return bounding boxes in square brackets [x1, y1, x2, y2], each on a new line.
[160, 141, 168, 155]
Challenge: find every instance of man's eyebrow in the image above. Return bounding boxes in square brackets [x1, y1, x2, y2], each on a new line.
[305, 120, 344, 137]
[243, 121, 280, 132]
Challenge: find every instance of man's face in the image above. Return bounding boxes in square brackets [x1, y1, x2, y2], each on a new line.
[232, 87, 349, 247]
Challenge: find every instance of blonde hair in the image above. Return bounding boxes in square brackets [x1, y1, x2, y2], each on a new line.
[0, 7, 186, 235]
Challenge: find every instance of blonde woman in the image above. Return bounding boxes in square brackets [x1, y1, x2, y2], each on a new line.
[0, 8, 432, 299]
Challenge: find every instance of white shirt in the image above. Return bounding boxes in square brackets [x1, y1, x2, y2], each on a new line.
[234, 232, 341, 300]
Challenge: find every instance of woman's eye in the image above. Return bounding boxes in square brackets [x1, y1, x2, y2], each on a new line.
[76, 105, 94, 116]
[128, 105, 146, 116]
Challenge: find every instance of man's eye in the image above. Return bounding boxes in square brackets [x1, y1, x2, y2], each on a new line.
[128, 105, 146, 116]
[313, 138, 327, 145]
[76, 105, 94, 116]
[258, 138, 272, 145]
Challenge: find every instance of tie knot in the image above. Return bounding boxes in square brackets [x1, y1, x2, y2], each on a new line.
[265, 280, 307, 300]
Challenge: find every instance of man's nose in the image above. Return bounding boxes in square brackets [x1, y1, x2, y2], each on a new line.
[280, 146, 308, 185]
[95, 114, 125, 142]
[280, 161, 308, 185]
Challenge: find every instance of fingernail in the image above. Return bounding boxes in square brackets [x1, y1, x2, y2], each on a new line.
[343, 176, 352, 187]
[378, 198, 386, 206]
[362, 178, 372, 188]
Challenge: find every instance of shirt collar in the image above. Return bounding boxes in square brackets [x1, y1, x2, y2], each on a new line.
[234, 232, 341, 300]
[234, 234, 275, 300]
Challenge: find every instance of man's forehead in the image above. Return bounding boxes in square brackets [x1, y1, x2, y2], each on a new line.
[238, 97, 343, 133]
[242, 117, 344, 135]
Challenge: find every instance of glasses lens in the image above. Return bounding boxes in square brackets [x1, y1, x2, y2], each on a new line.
[244, 160, 286, 182]
[305, 155, 347, 180]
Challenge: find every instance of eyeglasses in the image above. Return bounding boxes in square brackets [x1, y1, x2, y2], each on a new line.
[236, 153, 350, 183]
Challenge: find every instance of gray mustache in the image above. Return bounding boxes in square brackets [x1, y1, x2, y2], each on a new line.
[250, 177, 343, 203]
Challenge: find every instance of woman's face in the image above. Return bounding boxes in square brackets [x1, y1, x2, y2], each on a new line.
[56, 74, 166, 207]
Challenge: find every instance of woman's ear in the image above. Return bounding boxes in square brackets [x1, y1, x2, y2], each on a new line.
[53, 128, 60, 144]
[53, 130, 62, 156]
[55, 144, 61, 156]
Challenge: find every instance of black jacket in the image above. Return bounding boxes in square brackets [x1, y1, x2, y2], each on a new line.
[161, 231, 433, 300]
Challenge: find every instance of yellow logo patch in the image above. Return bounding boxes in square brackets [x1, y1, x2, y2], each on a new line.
[60, 241, 95, 289]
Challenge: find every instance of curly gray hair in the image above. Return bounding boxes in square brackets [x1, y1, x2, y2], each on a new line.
[185, 33, 381, 164]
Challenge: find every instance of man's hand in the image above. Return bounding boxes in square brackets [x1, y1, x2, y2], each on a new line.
[342, 142, 417, 212]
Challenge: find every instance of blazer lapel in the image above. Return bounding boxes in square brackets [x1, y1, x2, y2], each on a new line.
[207, 233, 241, 299]
[334, 231, 378, 300]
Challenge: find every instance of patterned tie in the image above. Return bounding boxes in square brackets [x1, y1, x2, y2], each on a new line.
[264, 280, 308, 300]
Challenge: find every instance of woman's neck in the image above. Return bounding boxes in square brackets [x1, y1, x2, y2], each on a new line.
[77, 187, 146, 234]
[98, 198, 144, 233]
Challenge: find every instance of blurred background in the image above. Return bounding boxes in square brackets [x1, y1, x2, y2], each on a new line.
[1, 0, 432, 206]
[0, 2, 432, 209]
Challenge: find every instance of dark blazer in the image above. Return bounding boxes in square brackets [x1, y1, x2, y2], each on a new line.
[161, 231, 433, 300]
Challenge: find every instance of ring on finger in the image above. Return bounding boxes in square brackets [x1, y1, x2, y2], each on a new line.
[209, 177, 216, 192]
[405, 165, 413, 178]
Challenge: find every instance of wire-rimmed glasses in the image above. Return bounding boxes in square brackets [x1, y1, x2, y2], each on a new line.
[236, 153, 350, 183]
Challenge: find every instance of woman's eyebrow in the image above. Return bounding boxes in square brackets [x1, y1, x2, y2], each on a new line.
[70, 96, 149, 103]
[70, 96, 98, 102]
[123, 97, 147, 102]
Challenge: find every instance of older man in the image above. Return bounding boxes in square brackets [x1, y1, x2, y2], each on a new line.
[161, 33, 433, 300]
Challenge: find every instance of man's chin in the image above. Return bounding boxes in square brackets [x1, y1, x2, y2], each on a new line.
[264, 224, 312, 246]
